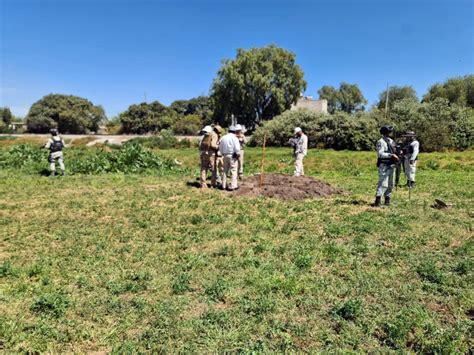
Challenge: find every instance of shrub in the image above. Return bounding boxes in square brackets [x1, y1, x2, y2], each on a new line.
[331, 298, 363, 321]
[250, 109, 379, 150]
[31, 293, 70, 318]
[171, 114, 202, 135]
[0, 143, 179, 175]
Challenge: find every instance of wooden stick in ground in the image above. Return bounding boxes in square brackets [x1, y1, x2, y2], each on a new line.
[259, 133, 267, 187]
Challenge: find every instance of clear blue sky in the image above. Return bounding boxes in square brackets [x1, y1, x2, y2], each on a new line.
[1, 0, 473, 118]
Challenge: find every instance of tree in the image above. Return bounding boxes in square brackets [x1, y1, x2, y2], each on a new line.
[423, 75, 474, 108]
[338, 82, 367, 113]
[317, 86, 339, 114]
[170, 96, 213, 124]
[377, 85, 418, 111]
[211, 45, 306, 130]
[317, 82, 367, 114]
[26, 94, 105, 133]
[119, 101, 177, 134]
[1, 107, 13, 125]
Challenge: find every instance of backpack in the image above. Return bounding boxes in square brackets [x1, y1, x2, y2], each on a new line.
[50, 139, 64, 152]
[200, 133, 213, 151]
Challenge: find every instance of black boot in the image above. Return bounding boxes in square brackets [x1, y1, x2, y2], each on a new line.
[384, 196, 391, 206]
[374, 196, 382, 207]
[410, 181, 415, 188]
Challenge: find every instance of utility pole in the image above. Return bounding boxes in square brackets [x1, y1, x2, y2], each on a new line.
[144, 92, 147, 103]
[385, 84, 390, 119]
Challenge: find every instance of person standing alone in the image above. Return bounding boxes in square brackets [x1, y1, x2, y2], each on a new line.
[292, 127, 308, 177]
[45, 128, 66, 176]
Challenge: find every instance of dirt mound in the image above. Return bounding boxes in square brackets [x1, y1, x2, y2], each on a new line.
[233, 173, 343, 200]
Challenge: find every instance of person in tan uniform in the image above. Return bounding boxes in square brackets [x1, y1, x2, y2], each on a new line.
[235, 124, 247, 179]
[212, 125, 224, 188]
[199, 125, 219, 188]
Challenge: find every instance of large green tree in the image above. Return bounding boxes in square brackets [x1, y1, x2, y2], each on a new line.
[317, 82, 367, 114]
[119, 101, 177, 134]
[317, 86, 339, 114]
[211, 45, 306, 130]
[26, 94, 106, 133]
[1, 107, 13, 125]
[377, 85, 418, 111]
[170, 96, 213, 124]
[423, 75, 474, 108]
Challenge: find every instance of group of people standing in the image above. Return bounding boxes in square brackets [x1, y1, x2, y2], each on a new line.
[45, 123, 419, 208]
[375, 125, 420, 207]
[198, 124, 247, 190]
[199, 125, 310, 190]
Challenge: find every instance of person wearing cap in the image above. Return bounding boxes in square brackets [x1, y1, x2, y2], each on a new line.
[198, 125, 219, 188]
[402, 131, 420, 188]
[235, 124, 247, 179]
[374, 125, 399, 207]
[212, 125, 224, 188]
[218, 126, 241, 190]
[45, 128, 66, 176]
[291, 127, 308, 177]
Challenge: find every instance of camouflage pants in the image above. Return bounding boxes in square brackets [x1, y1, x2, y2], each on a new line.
[404, 159, 417, 182]
[213, 155, 224, 185]
[49, 151, 65, 172]
[376, 164, 394, 197]
[200, 151, 216, 187]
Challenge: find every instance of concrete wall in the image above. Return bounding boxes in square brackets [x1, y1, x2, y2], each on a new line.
[291, 98, 328, 114]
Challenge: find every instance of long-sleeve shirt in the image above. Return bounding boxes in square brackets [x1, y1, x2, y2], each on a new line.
[294, 133, 308, 156]
[219, 133, 241, 156]
[376, 137, 395, 164]
[407, 140, 420, 160]
[237, 134, 247, 151]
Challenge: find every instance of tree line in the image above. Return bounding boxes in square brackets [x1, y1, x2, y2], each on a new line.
[1, 45, 473, 150]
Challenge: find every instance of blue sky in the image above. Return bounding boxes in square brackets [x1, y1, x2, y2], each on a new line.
[1, 0, 473, 118]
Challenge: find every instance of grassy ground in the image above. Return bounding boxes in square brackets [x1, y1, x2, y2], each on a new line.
[1, 145, 473, 352]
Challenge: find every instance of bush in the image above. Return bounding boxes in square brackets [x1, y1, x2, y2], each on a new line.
[31, 293, 70, 318]
[171, 114, 202, 135]
[250, 109, 379, 150]
[128, 129, 196, 149]
[0, 143, 180, 175]
[67, 143, 177, 174]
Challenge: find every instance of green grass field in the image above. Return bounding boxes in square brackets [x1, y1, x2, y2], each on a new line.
[1, 144, 473, 352]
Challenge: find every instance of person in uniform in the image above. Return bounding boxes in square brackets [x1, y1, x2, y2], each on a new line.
[218, 126, 241, 191]
[291, 127, 308, 177]
[374, 125, 399, 207]
[402, 131, 420, 188]
[235, 124, 247, 179]
[212, 125, 224, 188]
[198, 125, 218, 188]
[45, 128, 66, 176]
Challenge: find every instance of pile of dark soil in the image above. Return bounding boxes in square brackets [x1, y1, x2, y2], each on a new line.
[232, 173, 343, 200]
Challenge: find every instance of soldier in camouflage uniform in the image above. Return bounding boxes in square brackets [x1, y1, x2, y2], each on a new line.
[374, 125, 399, 207]
[199, 125, 219, 188]
[212, 125, 224, 188]
[402, 131, 420, 188]
[45, 128, 66, 176]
